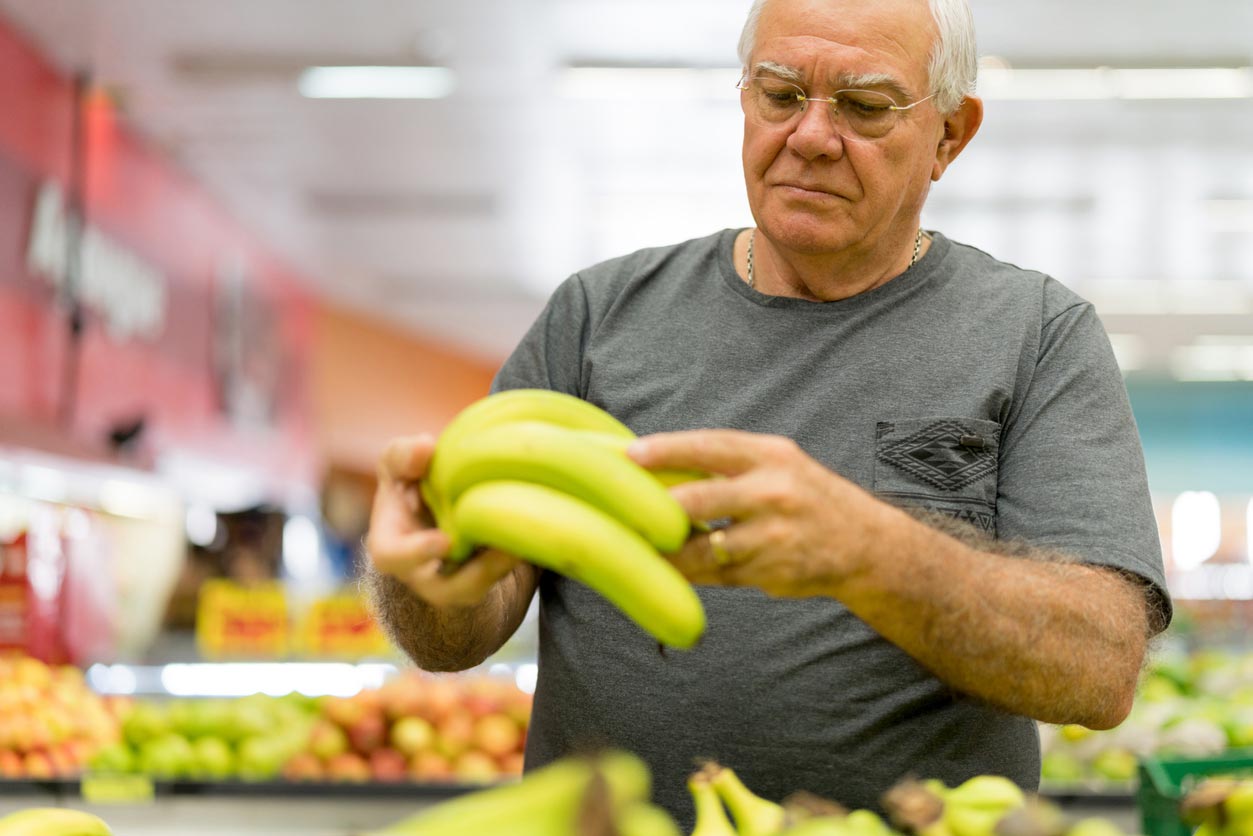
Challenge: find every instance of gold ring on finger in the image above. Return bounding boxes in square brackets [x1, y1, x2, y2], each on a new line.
[709, 529, 733, 566]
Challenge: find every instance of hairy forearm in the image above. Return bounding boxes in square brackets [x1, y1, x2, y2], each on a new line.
[832, 504, 1152, 729]
[362, 564, 536, 672]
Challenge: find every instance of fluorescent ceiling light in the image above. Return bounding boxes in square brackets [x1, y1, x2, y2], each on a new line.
[559, 67, 739, 100]
[299, 66, 455, 99]
[977, 67, 1253, 101]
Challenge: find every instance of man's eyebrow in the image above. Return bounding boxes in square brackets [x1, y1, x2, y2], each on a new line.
[836, 71, 914, 102]
[751, 62, 918, 103]
[752, 61, 804, 82]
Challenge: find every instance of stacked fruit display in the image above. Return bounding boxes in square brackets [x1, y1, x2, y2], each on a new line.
[84, 671, 531, 785]
[421, 389, 707, 649]
[0, 655, 121, 780]
[88, 691, 319, 781]
[1181, 777, 1253, 836]
[283, 670, 531, 784]
[1041, 650, 1253, 789]
[365, 753, 1138, 836]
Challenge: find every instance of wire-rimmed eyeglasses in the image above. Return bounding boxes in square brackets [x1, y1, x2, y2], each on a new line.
[737, 75, 935, 141]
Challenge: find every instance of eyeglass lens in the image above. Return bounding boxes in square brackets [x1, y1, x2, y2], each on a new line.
[742, 77, 903, 140]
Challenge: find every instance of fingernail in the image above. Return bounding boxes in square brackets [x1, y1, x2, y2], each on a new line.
[626, 439, 650, 460]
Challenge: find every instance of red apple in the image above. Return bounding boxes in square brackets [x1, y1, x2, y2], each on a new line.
[409, 751, 452, 782]
[420, 679, 461, 723]
[390, 716, 435, 757]
[23, 750, 54, 779]
[282, 752, 324, 783]
[472, 714, 521, 758]
[498, 752, 525, 776]
[321, 697, 364, 730]
[347, 711, 387, 756]
[0, 749, 23, 777]
[503, 693, 533, 728]
[453, 750, 500, 783]
[368, 748, 408, 783]
[325, 752, 370, 783]
[434, 710, 475, 760]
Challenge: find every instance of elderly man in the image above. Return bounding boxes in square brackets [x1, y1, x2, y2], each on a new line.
[365, 0, 1170, 824]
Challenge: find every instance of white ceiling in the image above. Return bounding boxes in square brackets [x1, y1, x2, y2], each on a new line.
[1, 0, 1251, 373]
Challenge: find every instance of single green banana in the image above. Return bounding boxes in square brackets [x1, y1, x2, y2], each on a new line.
[435, 420, 689, 556]
[783, 820, 857, 836]
[710, 764, 787, 836]
[425, 389, 638, 550]
[1061, 819, 1124, 836]
[844, 810, 895, 836]
[943, 777, 1025, 836]
[616, 802, 683, 836]
[569, 429, 708, 487]
[373, 750, 650, 835]
[450, 480, 706, 648]
[0, 808, 112, 836]
[690, 772, 738, 836]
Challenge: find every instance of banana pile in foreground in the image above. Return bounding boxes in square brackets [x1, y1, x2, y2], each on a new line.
[365, 749, 679, 836]
[690, 761, 1132, 836]
[422, 389, 707, 648]
[1182, 778, 1253, 836]
[0, 808, 112, 836]
[881, 774, 1124, 836]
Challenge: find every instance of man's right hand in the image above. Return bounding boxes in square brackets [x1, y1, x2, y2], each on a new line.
[366, 433, 522, 609]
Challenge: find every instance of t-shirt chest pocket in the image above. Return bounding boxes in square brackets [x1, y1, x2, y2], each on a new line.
[873, 417, 1001, 535]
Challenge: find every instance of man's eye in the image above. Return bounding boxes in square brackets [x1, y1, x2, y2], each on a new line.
[840, 94, 893, 114]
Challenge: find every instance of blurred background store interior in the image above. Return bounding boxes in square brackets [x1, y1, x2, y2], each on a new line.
[0, 0, 1251, 766]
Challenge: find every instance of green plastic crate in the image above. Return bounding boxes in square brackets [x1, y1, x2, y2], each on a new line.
[1137, 749, 1253, 836]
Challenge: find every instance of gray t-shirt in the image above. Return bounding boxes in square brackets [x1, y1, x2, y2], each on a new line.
[492, 229, 1169, 827]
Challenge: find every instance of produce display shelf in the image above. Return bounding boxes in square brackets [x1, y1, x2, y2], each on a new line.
[0, 776, 485, 799]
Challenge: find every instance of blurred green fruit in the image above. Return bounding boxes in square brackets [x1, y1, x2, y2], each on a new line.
[1091, 749, 1137, 783]
[236, 736, 286, 782]
[1139, 676, 1184, 702]
[138, 733, 195, 779]
[1040, 752, 1086, 783]
[192, 736, 235, 780]
[1067, 818, 1125, 836]
[88, 742, 135, 774]
[122, 703, 170, 747]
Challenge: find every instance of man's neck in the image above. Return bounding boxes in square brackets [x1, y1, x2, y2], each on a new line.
[743, 228, 930, 302]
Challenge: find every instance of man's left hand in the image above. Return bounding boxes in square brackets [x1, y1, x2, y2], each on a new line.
[628, 429, 881, 596]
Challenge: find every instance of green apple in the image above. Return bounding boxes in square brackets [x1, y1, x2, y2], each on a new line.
[1040, 752, 1086, 784]
[192, 736, 235, 780]
[1091, 749, 1138, 783]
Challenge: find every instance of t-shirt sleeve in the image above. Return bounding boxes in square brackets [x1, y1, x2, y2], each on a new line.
[492, 274, 591, 396]
[995, 300, 1172, 632]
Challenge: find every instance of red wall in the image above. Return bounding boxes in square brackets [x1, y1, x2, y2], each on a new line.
[0, 13, 318, 488]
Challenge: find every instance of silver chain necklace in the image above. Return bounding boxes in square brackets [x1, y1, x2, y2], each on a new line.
[746, 227, 925, 289]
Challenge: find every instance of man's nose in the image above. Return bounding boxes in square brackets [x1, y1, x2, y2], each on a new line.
[786, 100, 846, 159]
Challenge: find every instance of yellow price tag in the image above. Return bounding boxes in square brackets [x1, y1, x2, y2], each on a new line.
[81, 773, 156, 805]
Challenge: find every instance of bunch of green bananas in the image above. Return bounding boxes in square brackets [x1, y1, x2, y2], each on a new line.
[422, 389, 707, 649]
[367, 749, 679, 836]
[688, 761, 899, 836]
[0, 809, 112, 836]
[883, 775, 1123, 836]
[1182, 778, 1253, 836]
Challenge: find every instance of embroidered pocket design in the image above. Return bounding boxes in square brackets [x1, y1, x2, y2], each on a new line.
[876, 419, 997, 492]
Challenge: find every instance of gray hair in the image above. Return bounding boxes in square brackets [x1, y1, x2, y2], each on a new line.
[736, 0, 978, 114]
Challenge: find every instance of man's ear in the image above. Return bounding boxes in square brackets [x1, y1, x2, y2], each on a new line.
[932, 95, 984, 182]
